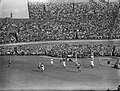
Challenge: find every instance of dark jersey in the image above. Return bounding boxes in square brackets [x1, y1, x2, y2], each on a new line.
[38, 66, 40, 69]
[77, 66, 80, 69]
[9, 60, 11, 64]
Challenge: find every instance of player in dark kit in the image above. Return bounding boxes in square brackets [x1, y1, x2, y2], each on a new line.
[36, 62, 41, 71]
[2, 59, 12, 68]
[8, 59, 12, 67]
[60, 59, 62, 63]
[107, 60, 110, 64]
[76, 63, 81, 72]
[36, 62, 45, 72]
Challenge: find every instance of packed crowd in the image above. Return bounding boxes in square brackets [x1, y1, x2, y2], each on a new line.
[1, 41, 120, 57]
[0, 2, 120, 44]
[28, 2, 119, 39]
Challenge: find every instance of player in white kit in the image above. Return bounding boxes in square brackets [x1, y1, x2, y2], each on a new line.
[90, 52, 95, 68]
[63, 61, 66, 68]
[62, 58, 66, 68]
[51, 58, 54, 66]
[41, 63, 45, 72]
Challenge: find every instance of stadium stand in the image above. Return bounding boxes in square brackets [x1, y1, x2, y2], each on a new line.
[0, 1, 120, 57]
[0, 1, 120, 44]
[0, 41, 120, 58]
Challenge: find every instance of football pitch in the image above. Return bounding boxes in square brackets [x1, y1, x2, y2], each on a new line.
[0, 56, 120, 91]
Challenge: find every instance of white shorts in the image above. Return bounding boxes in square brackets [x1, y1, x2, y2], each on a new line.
[51, 61, 53, 64]
[91, 61, 94, 67]
[63, 61, 66, 67]
[41, 66, 44, 71]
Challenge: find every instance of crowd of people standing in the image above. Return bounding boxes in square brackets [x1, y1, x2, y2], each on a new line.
[0, 1, 120, 44]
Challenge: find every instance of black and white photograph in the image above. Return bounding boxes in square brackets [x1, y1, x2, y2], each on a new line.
[0, 0, 120, 91]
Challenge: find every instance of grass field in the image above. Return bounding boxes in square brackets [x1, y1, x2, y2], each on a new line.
[0, 56, 120, 91]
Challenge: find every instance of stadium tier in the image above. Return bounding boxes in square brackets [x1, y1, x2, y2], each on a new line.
[0, 1, 120, 44]
[0, 40, 120, 57]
